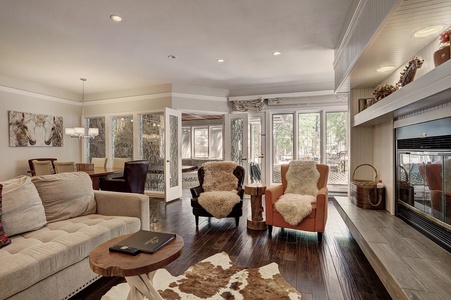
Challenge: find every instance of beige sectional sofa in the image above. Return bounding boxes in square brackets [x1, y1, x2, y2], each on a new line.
[0, 172, 150, 300]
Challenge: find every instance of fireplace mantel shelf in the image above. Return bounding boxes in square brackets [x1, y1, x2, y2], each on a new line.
[353, 61, 451, 127]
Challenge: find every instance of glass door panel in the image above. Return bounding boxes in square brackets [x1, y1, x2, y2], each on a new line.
[326, 112, 348, 186]
[272, 113, 293, 183]
[165, 108, 182, 202]
[249, 115, 264, 184]
[224, 114, 248, 180]
[298, 113, 320, 162]
[112, 115, 133, 160]
[140, 113, 164, 193]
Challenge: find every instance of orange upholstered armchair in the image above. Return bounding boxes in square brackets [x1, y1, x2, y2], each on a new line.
[265, 163, 329, 241]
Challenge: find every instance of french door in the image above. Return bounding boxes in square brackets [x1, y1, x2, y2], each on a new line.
[164, 108, 182, 202]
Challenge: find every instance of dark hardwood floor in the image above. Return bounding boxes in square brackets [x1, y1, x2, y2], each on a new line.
[72, 189, 391, 300]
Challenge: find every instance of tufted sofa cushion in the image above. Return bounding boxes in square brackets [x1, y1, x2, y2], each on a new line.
[0, 214, 140, 300]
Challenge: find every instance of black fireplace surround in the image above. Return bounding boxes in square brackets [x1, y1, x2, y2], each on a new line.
[395, 117, 451, 252]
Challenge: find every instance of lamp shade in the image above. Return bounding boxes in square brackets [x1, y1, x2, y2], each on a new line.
[65, 128, 75, 135]
[88, 128, 99, 136]
[74, 127, 85, 135]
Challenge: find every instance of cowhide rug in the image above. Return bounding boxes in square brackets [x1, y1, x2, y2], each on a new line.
[102, 252, 301, 300]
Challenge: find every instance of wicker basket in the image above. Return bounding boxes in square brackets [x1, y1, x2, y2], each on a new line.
[350, 164, 385, 209]
[397, 165, 414, 205]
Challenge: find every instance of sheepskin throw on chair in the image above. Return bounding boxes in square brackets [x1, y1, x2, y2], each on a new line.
[275, 161, 320, 226]
[198, 161, 241, 218]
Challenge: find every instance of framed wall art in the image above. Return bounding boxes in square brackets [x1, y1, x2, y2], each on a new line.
[8, 110, 64, 147]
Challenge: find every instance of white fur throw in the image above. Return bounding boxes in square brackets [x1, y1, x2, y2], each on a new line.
[275, 193, 316, 226]
[198, 191, 240, 218]
[202, 161, 238, 192]
[285, 160, 319, 195]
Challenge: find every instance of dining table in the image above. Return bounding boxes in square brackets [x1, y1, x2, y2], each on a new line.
[80, 167, 124, 190]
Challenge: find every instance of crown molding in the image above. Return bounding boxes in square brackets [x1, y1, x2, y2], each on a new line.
[0, 84, 78, 105]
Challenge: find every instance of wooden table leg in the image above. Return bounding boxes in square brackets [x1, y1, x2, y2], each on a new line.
[125, 271, 163, 300]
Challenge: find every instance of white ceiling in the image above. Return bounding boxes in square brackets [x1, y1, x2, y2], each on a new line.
[348, 0, 451, 89]
[0, 0, 354, 95]
[1, 1, 449, 97]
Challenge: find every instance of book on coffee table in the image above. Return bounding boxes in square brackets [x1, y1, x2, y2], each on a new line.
[112, 230, 176, 254]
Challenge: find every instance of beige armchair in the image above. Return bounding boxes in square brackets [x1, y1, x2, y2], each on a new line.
[265, 163, 329, 241]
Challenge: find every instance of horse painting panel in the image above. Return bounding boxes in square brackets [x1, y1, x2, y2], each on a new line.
[8, 111, 64, 147]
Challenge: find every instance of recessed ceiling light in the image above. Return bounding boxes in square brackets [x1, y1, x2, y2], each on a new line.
[412, 25, 444, 38]
[217, 59, 225, 63]
[110, 14, 123, 22]
[273, 51, 281, 56]
[168, 55, 176, 59]
[376, 65, 396, 72]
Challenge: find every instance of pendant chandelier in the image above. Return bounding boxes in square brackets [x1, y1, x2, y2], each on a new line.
[65, 78, 99, 139]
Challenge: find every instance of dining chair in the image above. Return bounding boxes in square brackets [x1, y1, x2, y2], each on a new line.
[54, 161, 77, 173]
[99, 160, 150, 194]
[32, 160, 55, 176]
[91, 157, 108, 168]
[112, 158, 131, 169]
[28, 158, 57, 176]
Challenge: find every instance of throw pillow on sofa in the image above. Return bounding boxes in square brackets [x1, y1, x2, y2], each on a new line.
[0, 184, 12, 248]
[32, 172, 96, 222]
[1, 176, 47, 236]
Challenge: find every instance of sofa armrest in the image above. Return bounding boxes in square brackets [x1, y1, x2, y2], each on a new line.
[94, 190, 150, 230]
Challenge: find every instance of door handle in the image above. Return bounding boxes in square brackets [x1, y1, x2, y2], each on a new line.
[258, 154, 264, 159]
[241, 158, 247, 161]
[166, 160, 170, 163]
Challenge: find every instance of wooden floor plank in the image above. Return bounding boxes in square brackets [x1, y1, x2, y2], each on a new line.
[70, 192, 390, 300]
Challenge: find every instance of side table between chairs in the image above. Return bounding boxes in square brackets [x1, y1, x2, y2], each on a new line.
[245, 184, 267, 230]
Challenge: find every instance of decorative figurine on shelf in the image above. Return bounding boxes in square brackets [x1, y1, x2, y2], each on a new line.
[397, 55, 424, 88]
[373, 83, 398, 101]
[434, 28, 450, 67]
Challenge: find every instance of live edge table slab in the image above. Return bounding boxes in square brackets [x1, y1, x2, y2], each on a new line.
[89, 233, 184, 300]
[245, 184, 267, 230]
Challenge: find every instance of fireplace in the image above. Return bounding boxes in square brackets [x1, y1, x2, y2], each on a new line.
[395, 117, 451, 252]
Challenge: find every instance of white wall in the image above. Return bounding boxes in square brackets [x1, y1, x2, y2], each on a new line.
[0, 84, 81, 181]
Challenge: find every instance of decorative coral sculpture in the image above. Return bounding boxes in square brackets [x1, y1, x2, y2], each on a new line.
[373, 84, 398, 101]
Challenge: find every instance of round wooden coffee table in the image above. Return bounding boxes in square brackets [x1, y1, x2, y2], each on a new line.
[89, 233, 184, 300]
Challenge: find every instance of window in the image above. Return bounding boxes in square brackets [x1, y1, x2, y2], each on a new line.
[210, 126, 223, 159]
[272, 113, 293, 183]
[112, 115, 133, 159]
[193, 127, 208, 158]
[326, 112, 347, 185]
[181, 127, 191, 159]
[87, 117, 105, 163]
[298, 113, 320, 162]
[186, 125, 223, 159]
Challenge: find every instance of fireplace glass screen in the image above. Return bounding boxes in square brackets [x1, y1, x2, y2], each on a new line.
[397, 152, 450, 226]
